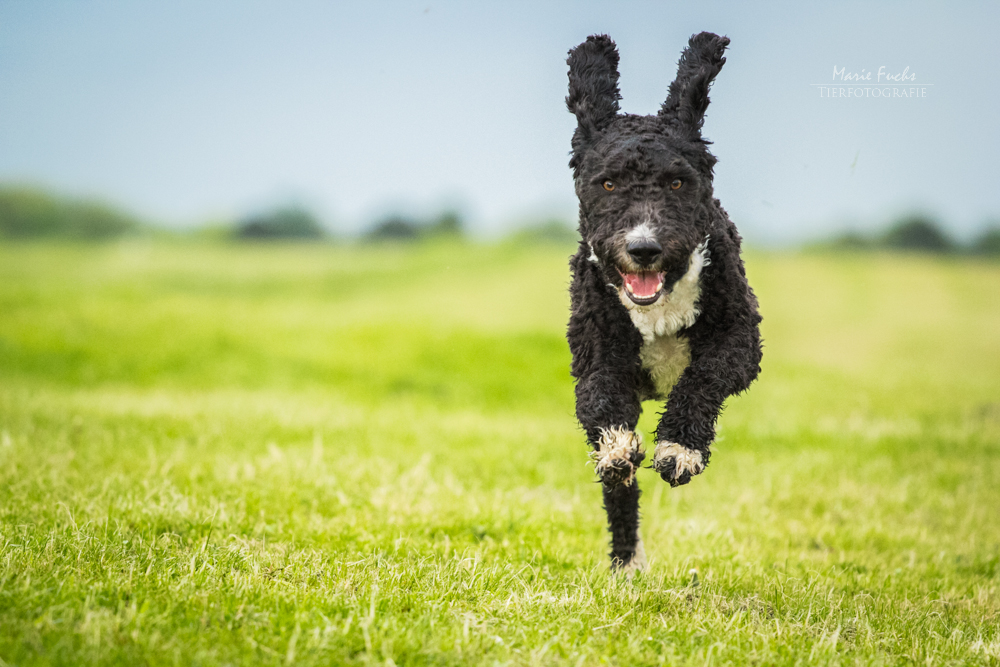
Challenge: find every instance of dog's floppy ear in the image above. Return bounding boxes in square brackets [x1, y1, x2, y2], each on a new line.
[658, 32, 729, 138]
[566, 35, 621, 136]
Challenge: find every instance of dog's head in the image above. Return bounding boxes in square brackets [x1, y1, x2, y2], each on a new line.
[567, 32, 728, 307]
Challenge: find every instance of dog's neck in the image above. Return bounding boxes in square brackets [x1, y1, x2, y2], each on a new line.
[618, 236, 710, 342]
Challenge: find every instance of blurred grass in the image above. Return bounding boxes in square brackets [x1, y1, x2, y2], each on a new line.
[1, 239, 999, 666]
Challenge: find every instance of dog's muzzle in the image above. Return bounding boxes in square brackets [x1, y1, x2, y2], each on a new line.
[618, 238, 666, 305]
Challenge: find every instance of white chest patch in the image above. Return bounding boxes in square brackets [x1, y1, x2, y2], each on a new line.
[619, 237, 710, 397]
[640, 333, 692, 397]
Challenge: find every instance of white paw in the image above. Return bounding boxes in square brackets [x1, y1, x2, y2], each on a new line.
[591, 427, 645, 486]
[652, 441, 704, 486]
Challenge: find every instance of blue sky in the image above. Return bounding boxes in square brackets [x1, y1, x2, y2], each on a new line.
[1, 1, 997, 242]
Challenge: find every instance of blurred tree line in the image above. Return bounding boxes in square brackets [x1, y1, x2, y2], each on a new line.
[828, 213, 1000, 255]
[0, 185, 570, 243]
[232, 208, 469, 241]
[361, 210, 463, 241]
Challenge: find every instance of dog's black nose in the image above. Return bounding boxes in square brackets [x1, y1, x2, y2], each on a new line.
[626, 239, 662, 266]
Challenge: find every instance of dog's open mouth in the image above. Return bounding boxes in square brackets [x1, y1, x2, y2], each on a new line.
[619, 270, 665, 305]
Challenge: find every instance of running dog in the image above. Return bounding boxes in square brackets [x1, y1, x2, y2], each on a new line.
[565, 32, 762, 572]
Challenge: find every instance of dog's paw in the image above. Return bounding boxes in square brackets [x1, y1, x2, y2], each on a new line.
[652, 441, 704, 487]
[591, 427, 645, 487]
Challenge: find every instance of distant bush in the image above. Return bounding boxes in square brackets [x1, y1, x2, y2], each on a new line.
[236, 207, 324, 240]
[427, 211, 462, 237]
[826, 230, 873, 250]
[366, 215, 421, 240]
[971, 226, 1000, 255]
[880, 214, 954, 252]
[0, 185, 142, 239]
[364, 210, 464, 242]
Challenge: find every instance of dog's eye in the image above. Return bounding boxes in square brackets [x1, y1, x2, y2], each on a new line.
[670, 179, 683, 190]
[602, 180, 615, 192]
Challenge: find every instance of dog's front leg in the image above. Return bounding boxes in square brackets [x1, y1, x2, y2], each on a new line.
[569, 252, 646, 489]
[652, 325, 761, 487]
[575, 372, 644, 487]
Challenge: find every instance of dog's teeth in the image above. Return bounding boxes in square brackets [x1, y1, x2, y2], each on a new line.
[625, 283, 634, 295]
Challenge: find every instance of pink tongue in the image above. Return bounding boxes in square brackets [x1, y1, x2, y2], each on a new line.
[624, 272, 660, 298]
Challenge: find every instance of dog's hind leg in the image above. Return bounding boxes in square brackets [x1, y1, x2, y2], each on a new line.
[603, 478, 646, 573]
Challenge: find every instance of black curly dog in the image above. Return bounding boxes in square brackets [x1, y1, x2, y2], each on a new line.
[565, 32, 762, 572]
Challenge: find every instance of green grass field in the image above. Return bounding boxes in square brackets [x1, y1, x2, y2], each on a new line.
[1, 240, 999, 666]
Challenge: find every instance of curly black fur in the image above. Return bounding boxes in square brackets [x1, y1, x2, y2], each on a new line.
[565, 33, 762, 571]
